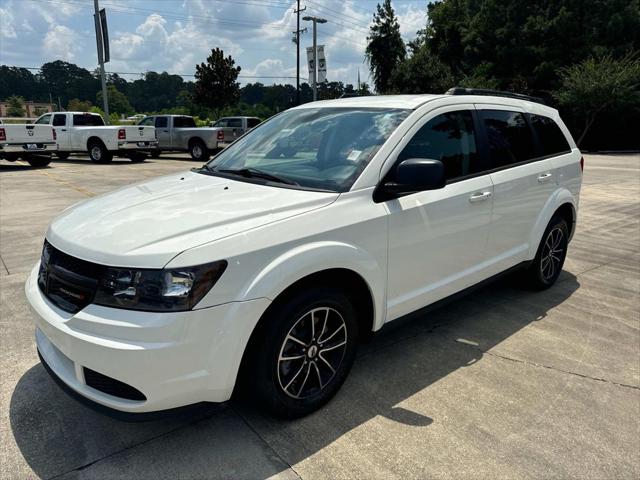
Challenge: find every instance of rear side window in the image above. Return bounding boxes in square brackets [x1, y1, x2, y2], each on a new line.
[398, 110, 480, 181]
[73, 114, 104, 126]
[227, 118, 243, 128]
[52, 114, 66, 126]
[155, 117, 168, 128]
[174, 116, 196, 128]
[247, 118, 261, 128]
[530, 114, 571, 156]
[479, 110, 535, 167]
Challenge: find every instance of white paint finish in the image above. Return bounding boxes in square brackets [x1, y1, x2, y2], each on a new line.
[24, 94, 583, 413]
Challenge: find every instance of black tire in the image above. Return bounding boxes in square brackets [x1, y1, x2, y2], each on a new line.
[56, 152, 70, 160]
[87, 141, 113, 163]
[26, 156, 52, 168]
[150, 150, 161, 159]
[521, 215, 569, 290]
[4, 153, 20, 162]
[245, 287, 359, 418]
[189, 139, 209, 161]
[128, 152, 147, 163]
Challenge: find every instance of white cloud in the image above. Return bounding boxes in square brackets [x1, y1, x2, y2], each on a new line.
[43, 25, 81, 61]
[397, 5, 426, 40]
[0, 7, 17, 39]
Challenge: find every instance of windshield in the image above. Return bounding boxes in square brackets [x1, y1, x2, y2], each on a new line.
[204, 107, 409, 192]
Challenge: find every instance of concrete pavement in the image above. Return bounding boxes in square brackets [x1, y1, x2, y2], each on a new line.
[1, 153, 638, 479]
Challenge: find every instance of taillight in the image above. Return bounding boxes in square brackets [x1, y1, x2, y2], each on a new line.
[580, 156, 584, 172]
[217, 130, 224, 141]
[52, 128, 57, 141]
[0, 128, 5, 141]
[118, 128, 126, 140]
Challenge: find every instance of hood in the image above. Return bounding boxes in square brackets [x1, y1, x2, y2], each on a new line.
[47, 171, 338, 268]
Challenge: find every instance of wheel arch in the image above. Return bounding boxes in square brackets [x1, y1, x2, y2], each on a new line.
[527, 188, 577, 259]
[86, 136, 107, 151]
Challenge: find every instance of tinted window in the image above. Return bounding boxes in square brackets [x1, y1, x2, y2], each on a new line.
[174, 116, 196, 128]
[138, 117, 154, 126]
[247, 118, 261, 128]
[213, 119, 228, 128]
[480, 110, 535, 167]
[35, 114, 51, 125]
[530, 114, 571, 156]
[227, 118, 243, 128]
[398, 110, 480, 180]
[52, 114, 66, 126]
[155, 117, 168, 128]
[73, 114, 104, 126]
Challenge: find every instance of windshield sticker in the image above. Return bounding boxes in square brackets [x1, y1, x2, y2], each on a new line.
[347, 150, 362, 162]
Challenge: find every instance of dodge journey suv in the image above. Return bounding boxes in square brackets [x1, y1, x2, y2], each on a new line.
[26, 88, 582, 418]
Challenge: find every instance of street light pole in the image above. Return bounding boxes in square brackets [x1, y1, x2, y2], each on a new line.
[303, 15, 327, 102]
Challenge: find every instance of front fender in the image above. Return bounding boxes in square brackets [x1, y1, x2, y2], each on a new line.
[527, 187, 577, 259]
[241, 241, 386, 331]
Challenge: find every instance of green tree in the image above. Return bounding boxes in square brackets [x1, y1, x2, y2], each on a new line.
[553, 52, 640, 146]
[365, 0, 406, 93]
[96, 84, 134, 116]
[390, 46, 454, 94]
[194, 48, 241, 111]
[67, 98, 93, 112]
[6, 95, 25, 116]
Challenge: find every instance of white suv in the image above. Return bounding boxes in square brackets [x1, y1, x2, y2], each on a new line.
[26, 90, 582, 418]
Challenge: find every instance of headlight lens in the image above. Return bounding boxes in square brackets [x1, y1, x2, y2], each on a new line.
[94, 260, 227, 312]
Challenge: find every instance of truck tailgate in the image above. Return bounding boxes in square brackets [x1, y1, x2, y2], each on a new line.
[1, 124, 54, 144]
[121, 126, 156, 141]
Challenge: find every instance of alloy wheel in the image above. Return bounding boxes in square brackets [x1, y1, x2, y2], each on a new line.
[541, 226, 564, 281]
[277, 307, 348, 399]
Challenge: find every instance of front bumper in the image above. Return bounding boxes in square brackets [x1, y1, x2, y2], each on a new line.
[0, 142, 56, 154]
[117, 140, 159, 150]
[25, 264, 270, 413]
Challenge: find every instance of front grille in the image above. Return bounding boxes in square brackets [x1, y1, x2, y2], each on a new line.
[83, 367, 147, 401]
[38, 240, 106, 313]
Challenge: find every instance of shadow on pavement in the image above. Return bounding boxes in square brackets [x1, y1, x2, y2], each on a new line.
[10, 272, 580, 478]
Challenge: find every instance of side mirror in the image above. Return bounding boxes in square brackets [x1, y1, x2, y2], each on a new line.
[374, 158, 446, 202]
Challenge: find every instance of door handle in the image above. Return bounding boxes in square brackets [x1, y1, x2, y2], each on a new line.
[537, 172, 553, 183]
[469, 191, 492, 203]
[60, 129, 67, 132]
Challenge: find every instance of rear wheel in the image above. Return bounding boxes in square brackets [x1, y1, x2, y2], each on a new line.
[246, 287, 359, 418]
[150, 150, 161, 159]
[88, 141, 112, 163]
[522, 215, 569, 290]
[128, 152, 146, 163]
[189, 139, 209, 161]
[56, 152, 70, 160]
[26, 156, 52, 168]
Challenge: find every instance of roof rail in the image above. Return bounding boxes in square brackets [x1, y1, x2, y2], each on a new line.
[445, 87, 546, 105]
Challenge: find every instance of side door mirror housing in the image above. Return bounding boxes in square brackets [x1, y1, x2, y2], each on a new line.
[374, 158, 446, 202]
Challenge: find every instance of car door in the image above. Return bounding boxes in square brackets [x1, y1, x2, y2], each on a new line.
[476, 106, 558, 273]
[153, 116, 171, 148]
[384, 106, 494, 321]
[51, 113, 69, 149]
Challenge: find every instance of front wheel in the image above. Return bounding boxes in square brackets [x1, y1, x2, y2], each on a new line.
[56, 152, 70, 160]
[88, 142, 113, 163]
[189, 139, 209, 161]
[246, 287, 359, 418]
[522, 215, 569, 290]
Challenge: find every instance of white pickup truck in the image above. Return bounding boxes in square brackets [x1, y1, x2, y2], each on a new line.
[34, 112, 157, 163]
[0, 118, 56, 167]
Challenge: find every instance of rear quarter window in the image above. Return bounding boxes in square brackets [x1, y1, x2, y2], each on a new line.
[173, 117, 196, 128]
[479, 110, 536, 167]
[73, 114, 104, 126]
[530, 114, 571, 156]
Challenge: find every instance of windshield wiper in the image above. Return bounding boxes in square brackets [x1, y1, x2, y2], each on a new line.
[218, 167, 298, 185]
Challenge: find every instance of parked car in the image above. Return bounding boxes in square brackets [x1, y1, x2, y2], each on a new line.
[0, 118, 56, 167]
[34, 112, 157, 163]
[209, 116, 261, 144]
[139, 115, 260, 161]
[26, 89, 582, 418]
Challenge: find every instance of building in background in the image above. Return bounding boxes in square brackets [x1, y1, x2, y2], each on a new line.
[0, 101, 56, 118]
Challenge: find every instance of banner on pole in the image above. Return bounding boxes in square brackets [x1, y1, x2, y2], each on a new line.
[317, 45, 326, 83]
[94, 8, 110, 63]
[306, 46, 315, 84]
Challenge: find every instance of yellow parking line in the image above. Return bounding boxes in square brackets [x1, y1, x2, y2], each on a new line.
[17, 161, 96, 197]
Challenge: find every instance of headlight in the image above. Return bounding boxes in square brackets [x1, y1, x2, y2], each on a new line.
[94, 261, 227, 312]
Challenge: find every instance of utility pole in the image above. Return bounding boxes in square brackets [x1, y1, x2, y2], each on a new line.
[303, 15, 327, 102]
[93, 0, 109, 121]
[292, 1, 306, 105]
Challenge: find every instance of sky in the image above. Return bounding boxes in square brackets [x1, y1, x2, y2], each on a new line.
[0, 0, 428, 87]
